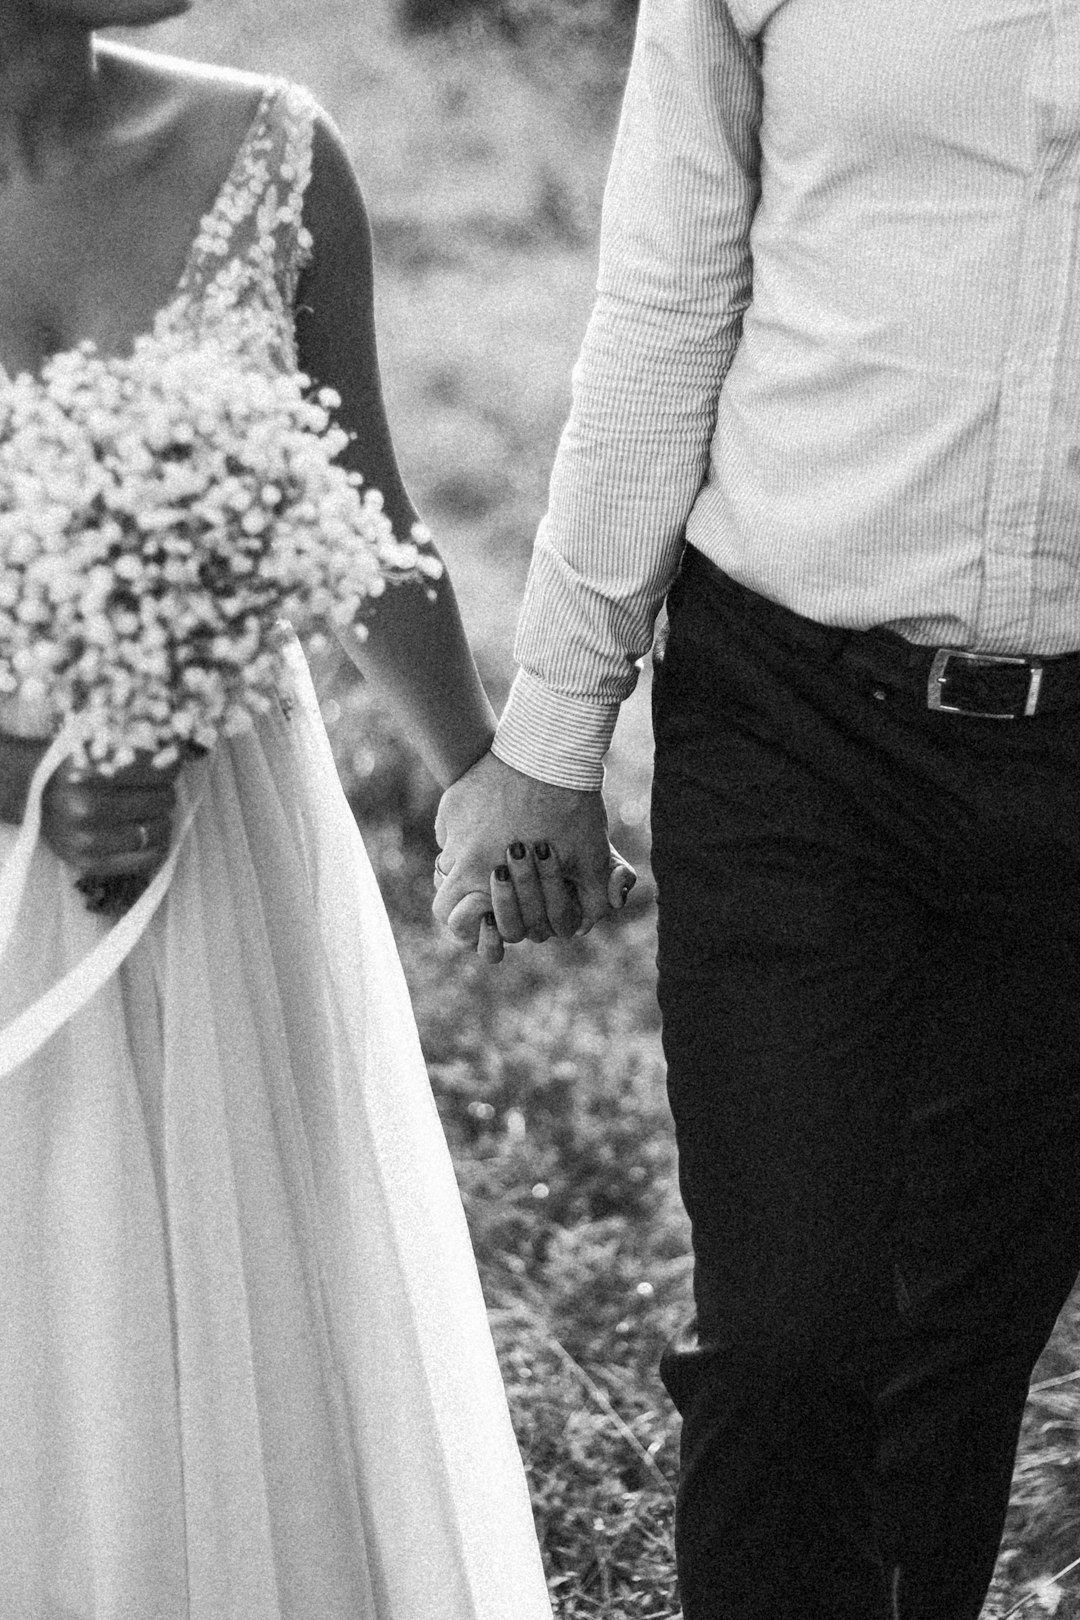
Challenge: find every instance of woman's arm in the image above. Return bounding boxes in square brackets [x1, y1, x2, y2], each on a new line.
[294, 115, 496, 792]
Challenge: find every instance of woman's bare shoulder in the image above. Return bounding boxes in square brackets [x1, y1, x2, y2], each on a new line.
[95, 41, 289, 146]
[91, 41, 312, 190]
[96, 39, 273, 103]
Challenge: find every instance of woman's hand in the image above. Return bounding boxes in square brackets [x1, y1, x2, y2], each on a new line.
[480, 842, 635, 964]
[490, 840, 583, 946]
[41, 752, 184, 879]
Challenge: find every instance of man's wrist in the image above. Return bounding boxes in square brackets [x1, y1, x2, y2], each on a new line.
[493, 670, 617, 792]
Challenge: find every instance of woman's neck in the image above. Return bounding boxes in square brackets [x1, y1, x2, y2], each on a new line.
[0, 12, 100, 180]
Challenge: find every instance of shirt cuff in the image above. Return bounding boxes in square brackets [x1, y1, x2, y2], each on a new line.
[492, 669, 620, 792]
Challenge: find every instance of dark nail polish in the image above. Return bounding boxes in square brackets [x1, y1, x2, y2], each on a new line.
[508, 842, 526, 861]
[534, 841, 551, 861]
[494, 864, 510, 883]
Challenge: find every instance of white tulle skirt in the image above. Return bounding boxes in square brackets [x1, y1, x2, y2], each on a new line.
[0, 637, 552, 1620]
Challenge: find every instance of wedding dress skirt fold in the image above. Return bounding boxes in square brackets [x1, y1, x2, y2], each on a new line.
[0, 636, 552, 1620]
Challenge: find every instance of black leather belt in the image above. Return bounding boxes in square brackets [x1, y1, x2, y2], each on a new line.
[683, 548, 1080, 720]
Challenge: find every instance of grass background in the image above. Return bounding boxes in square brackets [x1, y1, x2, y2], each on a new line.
[119, 3, 1080, 1613]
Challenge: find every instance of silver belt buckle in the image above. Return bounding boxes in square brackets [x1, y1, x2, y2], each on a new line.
[927, 647, 1043, 719]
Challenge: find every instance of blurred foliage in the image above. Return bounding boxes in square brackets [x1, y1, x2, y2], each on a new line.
[331, 681, 685, 1616]
[398, 0, 638, 52]
[400, 860, 685, 1587]
[985, 1297, 1080, 1618]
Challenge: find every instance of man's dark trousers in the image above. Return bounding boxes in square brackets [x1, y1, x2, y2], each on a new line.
[651, 547, 1080, 1620]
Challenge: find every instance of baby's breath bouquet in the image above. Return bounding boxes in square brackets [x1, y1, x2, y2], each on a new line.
[0, 330, 439, 776]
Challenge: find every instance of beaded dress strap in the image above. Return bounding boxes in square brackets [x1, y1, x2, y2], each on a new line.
[171, 79, 318, 332]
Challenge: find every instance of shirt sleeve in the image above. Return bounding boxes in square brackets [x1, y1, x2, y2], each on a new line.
[492, 0, 763, 790]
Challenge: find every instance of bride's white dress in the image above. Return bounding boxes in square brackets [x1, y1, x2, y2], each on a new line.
[0, 77, 553, 1620]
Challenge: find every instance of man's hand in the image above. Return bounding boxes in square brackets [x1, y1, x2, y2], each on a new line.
[433, 751, 635, 962]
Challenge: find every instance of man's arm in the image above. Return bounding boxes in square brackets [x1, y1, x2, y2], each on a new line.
[496, 0, 763, 788]
[435, 0, 763, 949]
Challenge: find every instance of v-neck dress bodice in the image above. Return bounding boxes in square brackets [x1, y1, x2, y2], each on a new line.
[0, 77, 313, 387]
[0, 76, 552, 1620]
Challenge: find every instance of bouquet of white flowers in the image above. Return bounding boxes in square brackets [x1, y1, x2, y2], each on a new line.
[0, 328, 443, 1073]
[0, 329, 439, 774]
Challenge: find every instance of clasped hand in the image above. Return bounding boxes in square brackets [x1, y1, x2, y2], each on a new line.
[433, 750, 636, 964]
[41, 748, 184, 879]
